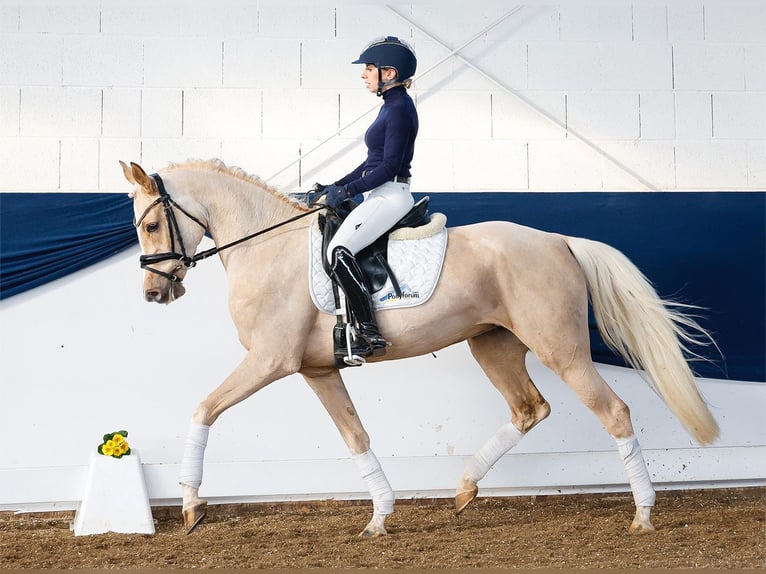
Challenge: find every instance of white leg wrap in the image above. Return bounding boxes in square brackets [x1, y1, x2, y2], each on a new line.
[353, 450, 394, 516]
[615, 435, 656, 508]
[464, 421, 524, 483]
[179, 422, 210, 488]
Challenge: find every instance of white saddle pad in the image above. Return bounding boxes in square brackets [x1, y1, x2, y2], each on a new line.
[308, 213, 449, 314]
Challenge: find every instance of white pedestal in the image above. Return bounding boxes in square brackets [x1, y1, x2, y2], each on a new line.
[72, 449, 155, 536]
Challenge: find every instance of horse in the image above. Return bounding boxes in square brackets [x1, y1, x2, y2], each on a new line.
[120, 158, 719, 537]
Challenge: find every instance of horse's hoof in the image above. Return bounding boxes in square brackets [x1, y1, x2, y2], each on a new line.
[455, 485, 478, 515]
[358, 515, 387, 537]
[358, 526, 386, 538]
[183, 501, 208, 534]
[629, 520, 655, 534]
[629, 506, 655, 534]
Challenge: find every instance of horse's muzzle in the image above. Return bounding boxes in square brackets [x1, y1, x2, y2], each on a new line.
[144, 273, 187, 304]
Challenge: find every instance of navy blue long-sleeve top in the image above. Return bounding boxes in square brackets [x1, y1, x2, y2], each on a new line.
[335, 85, 418, 197]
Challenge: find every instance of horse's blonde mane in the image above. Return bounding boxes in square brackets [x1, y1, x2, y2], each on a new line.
[163, 158, 306, 210]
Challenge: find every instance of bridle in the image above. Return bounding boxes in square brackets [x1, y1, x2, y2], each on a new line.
[133, 173, 323, 283]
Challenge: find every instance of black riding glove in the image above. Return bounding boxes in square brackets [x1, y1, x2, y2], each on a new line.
[324, 184, 350, 209]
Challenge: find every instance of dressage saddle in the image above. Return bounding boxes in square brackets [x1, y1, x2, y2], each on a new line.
[319, 196, 432, 297]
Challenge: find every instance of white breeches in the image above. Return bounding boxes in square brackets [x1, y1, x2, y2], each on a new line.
[326, 181, 414, 262]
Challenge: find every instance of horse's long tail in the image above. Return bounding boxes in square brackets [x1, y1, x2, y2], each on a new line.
[563, 236, 719, 445]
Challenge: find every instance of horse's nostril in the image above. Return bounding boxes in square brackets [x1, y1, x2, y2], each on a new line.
[145, 290, 161, 302]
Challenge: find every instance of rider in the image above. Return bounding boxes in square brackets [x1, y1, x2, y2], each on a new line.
[321, 36, 419, 358]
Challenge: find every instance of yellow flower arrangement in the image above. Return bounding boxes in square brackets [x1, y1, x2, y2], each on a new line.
[97, 431, 131, 459]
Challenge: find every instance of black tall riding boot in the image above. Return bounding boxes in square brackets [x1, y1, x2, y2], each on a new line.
[330, 246, 389, 357]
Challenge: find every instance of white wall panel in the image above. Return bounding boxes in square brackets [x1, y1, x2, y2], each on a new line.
[639, 92, 675, 140]
[143, 37, 223, 88]
[410, 4, 506, 42]
[141, 89, 183, 138]
[0, 1, 763, 191]
[492, 91, 566, 141]
[675, 141, 749, 189]
[0, 34, 62, 86]
[337, 5, 408, 42]
[667, 4, 704, 41]
[411, 140, 455, 191]
[0, 138, 59, 191]
[100, 4, 259, 37]
[257, 5, 334, 39]
[492, 5, 559, 43]
[713, 93, 766, 140]
[459, 40, 528, 92]
[567, 92, 639, 140]
[302, 39, 369, 90]
[60, 138, 99, 190]
[19, 3, 99, 34]
[184, 89, 261, 139]
[600, 141, 676, 191]
[631, 5, 668, 42]
[224, 38, 300, 89]
[747, 142, 766, 188]
[744, 46, 766, 90]
[62, 36, 143, 87]
[675, 92, 712, 139]
[600, 43, 673, 90]
[559, 4, 632, 42]
[417, 92, 491, 141]
[103, 88, 141, 138]
[0, 87, 19, 136]
[705, 3, 766, 44]
[453, 140, 528, 191]
[20, 87, 101, 137]
[0, 4, 18, 33]
[528, 42, 602, 91]
[673, 44, 745, 91]
[528, 140, 603, 190]
[262, 89, 338, 141]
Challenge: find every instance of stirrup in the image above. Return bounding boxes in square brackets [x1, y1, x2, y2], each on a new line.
[343, 323, 366, 367]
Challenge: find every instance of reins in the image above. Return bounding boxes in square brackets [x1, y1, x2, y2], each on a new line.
[134, 173, 323, 283]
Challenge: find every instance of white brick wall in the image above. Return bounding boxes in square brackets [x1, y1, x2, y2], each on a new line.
[0, 1, 763, 193]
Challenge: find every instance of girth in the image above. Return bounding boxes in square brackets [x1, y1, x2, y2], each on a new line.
[320, 196, 431, 296]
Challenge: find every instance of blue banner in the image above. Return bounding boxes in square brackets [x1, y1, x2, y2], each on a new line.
[1, 191, 763, 382]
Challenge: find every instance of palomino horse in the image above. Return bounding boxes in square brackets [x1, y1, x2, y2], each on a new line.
[121, 159, 718, 537]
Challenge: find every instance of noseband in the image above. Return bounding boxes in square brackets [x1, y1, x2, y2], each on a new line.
[133, 174, 207, 283]
[134, 173, 324, 283]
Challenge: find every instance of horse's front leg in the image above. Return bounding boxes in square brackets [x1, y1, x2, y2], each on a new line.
[301, 367, 393, 537]
[181, 350, 299, 533]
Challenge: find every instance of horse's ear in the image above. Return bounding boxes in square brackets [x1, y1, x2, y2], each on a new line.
[119, 160, 135, 184]
[129, 161, 159, 196]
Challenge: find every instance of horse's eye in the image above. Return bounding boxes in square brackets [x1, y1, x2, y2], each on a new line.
[145, 222, 160, 233]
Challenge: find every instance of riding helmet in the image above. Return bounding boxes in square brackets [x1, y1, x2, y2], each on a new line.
[353, 36, 417, 92]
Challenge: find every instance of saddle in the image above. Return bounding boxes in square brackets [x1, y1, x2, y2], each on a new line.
[319, 196, 432, 297]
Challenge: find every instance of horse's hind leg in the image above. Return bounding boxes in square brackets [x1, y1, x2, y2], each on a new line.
[457, 328, 551, 513]
[538, 340, 656, 533]
[301, 367, 393, 537]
